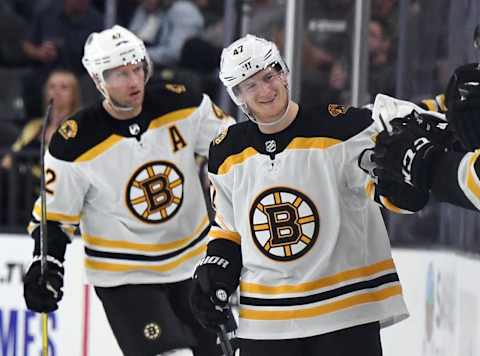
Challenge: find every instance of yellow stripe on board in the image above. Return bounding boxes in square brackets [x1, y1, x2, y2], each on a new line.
[83, 215, 209, 252]
[241, 259, 396, 294]
[240, 285, 402, 320]
[85, 244, 206, 272]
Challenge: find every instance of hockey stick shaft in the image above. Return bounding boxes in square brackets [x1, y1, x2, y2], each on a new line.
[218, 323, 234, 356]
[39, 99, 53, 356]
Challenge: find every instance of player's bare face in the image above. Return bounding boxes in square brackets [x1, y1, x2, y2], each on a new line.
[238, 68, 288, 123]
[104, 63, 145, 110]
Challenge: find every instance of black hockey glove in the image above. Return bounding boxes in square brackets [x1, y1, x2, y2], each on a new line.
[24, 256, 64, 313]
[190, 239, 241, 332]
[372, 111, 450, 192]
[359, 148, 429, 212]
[445, 63, 480, 150]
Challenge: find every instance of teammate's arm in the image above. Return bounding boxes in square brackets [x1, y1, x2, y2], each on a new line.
[192, 94, 236, 158]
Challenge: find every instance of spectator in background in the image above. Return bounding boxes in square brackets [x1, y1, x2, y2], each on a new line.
[21, 0, 102, 117]
[368, 19, 395, 101]
[1, 69, 81, 171]
[130, 0, 204, 69]
[0, 69, 81, 226]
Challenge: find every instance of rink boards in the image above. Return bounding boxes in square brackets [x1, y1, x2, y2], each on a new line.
[0, 235, 479, 356]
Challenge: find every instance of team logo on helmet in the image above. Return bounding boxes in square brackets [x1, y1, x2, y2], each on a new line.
[250, 187, 319, 261]
[144, 322, 161, 340]
[328, 104, 348, 117]
[126, 161, 184, 224]
[58, 120, 78, 140]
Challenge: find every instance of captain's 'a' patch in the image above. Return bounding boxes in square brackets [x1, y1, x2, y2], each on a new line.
[250, 187, 319, 261]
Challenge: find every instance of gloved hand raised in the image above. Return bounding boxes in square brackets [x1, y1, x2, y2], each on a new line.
[24, 256, 64, 313]
[373, 111, 450, 191]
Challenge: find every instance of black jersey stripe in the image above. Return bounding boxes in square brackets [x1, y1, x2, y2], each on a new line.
[240, 272, 399, 307]
[84, 224, 210, 261]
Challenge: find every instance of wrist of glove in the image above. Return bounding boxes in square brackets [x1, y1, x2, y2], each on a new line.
[190, 240, 241, 332]
[374, 169, 430, 212]
[373, 112, 446, 191]
[23, 255, 64, 313]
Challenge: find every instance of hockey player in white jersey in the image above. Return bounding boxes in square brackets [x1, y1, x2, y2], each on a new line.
[190, 34, 412, 355]
[371, 63, 480, 212]
[22, 25, 235, 356]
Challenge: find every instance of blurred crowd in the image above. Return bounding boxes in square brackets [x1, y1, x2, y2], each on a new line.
[0, 0, 479, 253]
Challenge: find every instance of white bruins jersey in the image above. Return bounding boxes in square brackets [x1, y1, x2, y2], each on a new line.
[207, 104, 408, 340]
[29, 82, 234, 287]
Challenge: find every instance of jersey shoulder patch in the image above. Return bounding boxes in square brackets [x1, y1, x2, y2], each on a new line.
[302, 104, 373, 141]
[145, 80, 203, 115]
[208, 121, 254, 174]
[49, 103, 113, 162]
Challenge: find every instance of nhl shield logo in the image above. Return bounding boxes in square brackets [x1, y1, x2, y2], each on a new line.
[129, 123, 141, 136]
[265, 140, 276, 153]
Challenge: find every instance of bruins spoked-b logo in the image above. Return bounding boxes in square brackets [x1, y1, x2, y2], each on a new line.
[126, 161, 184, 223]
[144, 322, 161, 340]
[250, 187, 319, 261]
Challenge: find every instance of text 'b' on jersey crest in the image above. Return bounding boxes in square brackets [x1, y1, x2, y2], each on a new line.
[144, 322, 161, 340]
[126, 160, 184, 224]
[58, 119, 78, 140]
[249, 187, 319, 261]
[328, 104, 348, 117]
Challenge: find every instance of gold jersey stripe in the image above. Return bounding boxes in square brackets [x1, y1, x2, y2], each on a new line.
[83, 215, 209, 252]
[218, 147, 258, 175]
[149, 108, 196, 129]
[209, 228, 241, 245]
[84, 244, 206, 272]
[75, 135, 123, 162]
[466, 150, 480, 199]
[33, 204, 81, 223]
[379, 196, 411, 214]
[241, 259, 396, 294]
[365, 180, 375, 200]
[239, 285, 402, 320]
[217, 138, 342, 175]
[421, 99, 437, 112]
[286, 137, 342, 150]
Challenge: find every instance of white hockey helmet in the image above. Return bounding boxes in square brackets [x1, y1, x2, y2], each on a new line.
[219, 34, 289, 106]
[82, 25, 153, 98]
